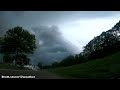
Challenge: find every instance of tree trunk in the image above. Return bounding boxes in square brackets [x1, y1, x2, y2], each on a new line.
[15, 49, 19, 65]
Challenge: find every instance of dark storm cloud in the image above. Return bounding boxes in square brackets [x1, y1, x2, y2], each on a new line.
[0, 11, 119, 29]
[30, 25, 77, 65]
[77, 11, 120, 19]
[0, 11, 26, 36]
[0, 11, 119, 27]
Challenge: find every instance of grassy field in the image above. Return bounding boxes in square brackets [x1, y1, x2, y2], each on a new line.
[0, 63, 30, 70]
[48, 52, 120, 79]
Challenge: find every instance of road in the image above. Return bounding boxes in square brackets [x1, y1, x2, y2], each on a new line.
[0, 69, 63, 79]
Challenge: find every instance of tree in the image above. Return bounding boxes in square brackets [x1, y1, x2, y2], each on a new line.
[15, 54, 30, 65]
[59, 55, 75, 67]
[51, 62, 60, 68]
[37, 62, 43, 69]
[83, 27, 120, 60]
[3, 53, 13, 63]
[0, 37, 3, 52]
[1, 26, 36, 65]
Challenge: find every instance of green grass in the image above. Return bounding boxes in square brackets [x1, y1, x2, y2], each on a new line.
[48, 52, 120, 79]
[0, 63, 30, 70]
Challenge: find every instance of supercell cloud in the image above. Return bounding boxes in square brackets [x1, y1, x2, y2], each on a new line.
[30, 25, 79, 65]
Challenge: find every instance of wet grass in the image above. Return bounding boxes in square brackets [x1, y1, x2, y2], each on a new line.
[49, 52, 120, 79]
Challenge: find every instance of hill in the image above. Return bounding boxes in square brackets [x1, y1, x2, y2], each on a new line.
[48, 52, 120, 79]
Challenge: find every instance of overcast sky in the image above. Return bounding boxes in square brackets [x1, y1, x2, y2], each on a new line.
[0, 11, 120, 65]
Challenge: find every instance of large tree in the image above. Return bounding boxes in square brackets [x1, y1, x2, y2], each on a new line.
[1, 26, 36, 65]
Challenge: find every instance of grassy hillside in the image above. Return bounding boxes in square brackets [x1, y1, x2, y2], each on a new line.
[48, 52, 120, 79]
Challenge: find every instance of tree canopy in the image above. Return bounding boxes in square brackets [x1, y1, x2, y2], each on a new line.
[0, 26, 36, 65]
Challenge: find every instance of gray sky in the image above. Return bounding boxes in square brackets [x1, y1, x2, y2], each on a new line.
[0, 11, 120, 65]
